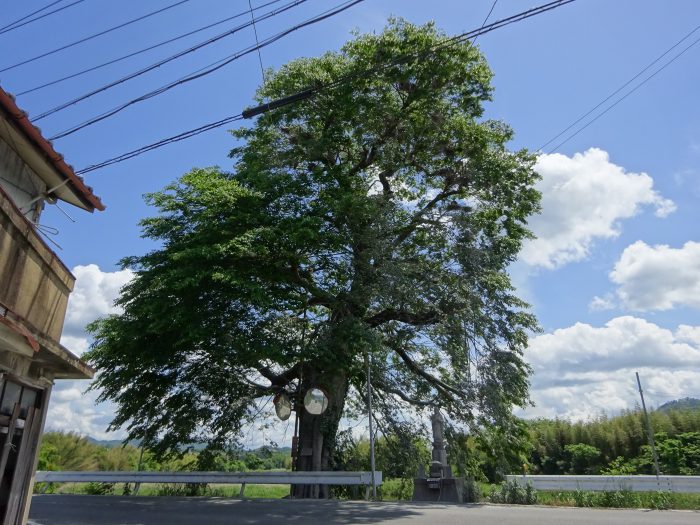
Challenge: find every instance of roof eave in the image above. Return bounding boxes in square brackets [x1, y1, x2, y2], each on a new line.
[0, 87, 105, 212]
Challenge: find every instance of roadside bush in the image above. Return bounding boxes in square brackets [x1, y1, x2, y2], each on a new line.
[380, 478, 413, 501]
[33, 482, 56, 494]
[84, 482, 115, 495]
[489, 480, 537, 504]
[153, 483, 207, 496]
[463, 477, 480, 503]
[649, 491, 672, 510]
[599, 490, 639, 508]
[573, 489, 640, 508]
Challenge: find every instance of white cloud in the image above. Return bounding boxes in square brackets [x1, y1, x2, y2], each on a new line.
[608, 241, 700, 311]
[46, 380, 121, 440]
[522, 316, 700, 420]
[59, 335, 90, 357]
[521, 148, 675, 269]
[589, 294, 616, 311]
[47, 265, 133, 440]
[63, 264, 133, 338]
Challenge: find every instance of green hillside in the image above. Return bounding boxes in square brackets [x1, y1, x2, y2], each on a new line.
[657, 397, 700, 413]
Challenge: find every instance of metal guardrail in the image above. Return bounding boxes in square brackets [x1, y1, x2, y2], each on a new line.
[35, 470, 382, 497]
[36, 470, 381, 486]
[506, 474, 700, 493]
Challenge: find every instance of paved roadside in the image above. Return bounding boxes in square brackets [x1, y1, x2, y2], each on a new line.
[29, 495, 700, 525]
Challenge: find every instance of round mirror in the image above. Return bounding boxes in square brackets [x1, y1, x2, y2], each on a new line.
[273, 392, 292, 421]
[304, 387, 329, 415]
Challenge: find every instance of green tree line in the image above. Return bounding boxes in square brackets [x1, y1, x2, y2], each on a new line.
[38, 432, 292, 473]
[525, 408, 700, 477]
[38, 406, 700, 483]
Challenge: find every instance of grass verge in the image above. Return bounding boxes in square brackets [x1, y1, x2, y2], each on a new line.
[35, 482, 290, 499]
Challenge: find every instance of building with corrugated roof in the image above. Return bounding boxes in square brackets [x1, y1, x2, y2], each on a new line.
[0, 86, 103, 525]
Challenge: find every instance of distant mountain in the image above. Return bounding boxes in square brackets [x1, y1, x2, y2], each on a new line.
[85, 436, 291, 454]
[656, 397, 700, 412]
[86, 436, 140, 448]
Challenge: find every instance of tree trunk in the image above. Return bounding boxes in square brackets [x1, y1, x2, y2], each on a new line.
[292, 366, 348, 498]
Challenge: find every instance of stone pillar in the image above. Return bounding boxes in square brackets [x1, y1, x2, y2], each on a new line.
[430, 407, 448, 469]
[413, 407, 466, 503]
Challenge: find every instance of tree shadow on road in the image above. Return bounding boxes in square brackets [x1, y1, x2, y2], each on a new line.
[30, 495, 481, 525]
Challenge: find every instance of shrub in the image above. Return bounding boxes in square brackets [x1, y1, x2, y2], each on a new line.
[463, 477, 480, 503]
[598, 490, 639, 508]
[380, 478, 414, 501]
[649, 491, 672, 510]
[84, 482, 114, 495]
[572, 489, 596, 507]
[489, 480, 537, 504]
[573, 489, 640, 508]
[154, 483, 207, 496]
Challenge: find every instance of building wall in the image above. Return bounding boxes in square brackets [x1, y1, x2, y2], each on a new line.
[0, 140, 45, 224]
[0, 174, 73, 346]
[0, 93, 92, 525]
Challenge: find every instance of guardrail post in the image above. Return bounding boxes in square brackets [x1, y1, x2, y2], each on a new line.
[239, 482, 246, 498]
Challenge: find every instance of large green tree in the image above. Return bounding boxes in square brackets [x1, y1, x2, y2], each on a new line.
[87, 20, 540, 493]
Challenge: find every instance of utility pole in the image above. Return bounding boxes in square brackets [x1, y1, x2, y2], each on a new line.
[365, 352, 377, 499]
[636, 372, 661, 478]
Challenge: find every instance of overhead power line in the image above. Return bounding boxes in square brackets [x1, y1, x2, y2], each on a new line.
[77, 115, 245, 175]
[0, 0, 66, 33]
[47, 0, 362, 140]
[15, 0, 286, 97]
[249, 0, 267, 83]
[275, 0, 576, 114]
[35, 0, 309, 123]
[0, 0, 86, 36]
[472, 0, 498, 45]
[0, 0, 193, 73]
[75, 0, 575, 176]
[545, 23, 700, 153]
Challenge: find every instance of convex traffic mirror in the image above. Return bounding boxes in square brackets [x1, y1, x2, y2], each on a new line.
[273, 392, 292, 421]
[304, 387, 329, 415]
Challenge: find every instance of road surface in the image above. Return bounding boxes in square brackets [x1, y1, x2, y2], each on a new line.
[29, 495, 699, 525]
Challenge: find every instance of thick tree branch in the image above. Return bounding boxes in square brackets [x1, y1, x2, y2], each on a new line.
[391, 346, 463, 402]
[282, 265, 336, 309]
[373, 379, 435, 407]
[364, 308, 441, 328]
[378, 169, 394, 196]
[257, 362, 301, 388]
[394, 184, 461, 246]
[242, 376, 277, 394]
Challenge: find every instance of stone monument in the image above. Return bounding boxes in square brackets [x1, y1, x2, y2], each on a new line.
[412, 407, 466, 502]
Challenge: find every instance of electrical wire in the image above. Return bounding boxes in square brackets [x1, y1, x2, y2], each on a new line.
[35, 0, 309, 123]
[75, 0, 575, 175]
[249, 0, 267, 83]
[0, 0, 85, 36]
[312, 0, 576, 104]
[547, 30, 700, 153]
[540, 21, 700, 152]
[472, 0, 498, 45]
[15, 0, 286, 97]
[48, 0, 363, 140]
[0, 0, 66, 33]
[76, 114, 245, 175]
[0, 0, 193, 73]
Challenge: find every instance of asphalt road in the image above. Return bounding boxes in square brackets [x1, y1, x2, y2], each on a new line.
[29, 495, 699, 525]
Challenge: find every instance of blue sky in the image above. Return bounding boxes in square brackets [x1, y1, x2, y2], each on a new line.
[3, 0, 700, 438]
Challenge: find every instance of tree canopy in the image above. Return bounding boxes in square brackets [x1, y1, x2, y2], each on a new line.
[86, 19, 541, 471]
